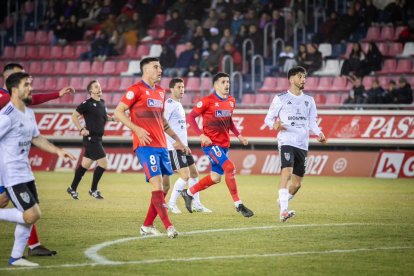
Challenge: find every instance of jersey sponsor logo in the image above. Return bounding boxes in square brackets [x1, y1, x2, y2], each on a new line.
[20, 192, 30, 204]
[147, 98, 163, 108]
[18, 140, 31, 146]
[196, 101, 203, 108]
[215, 110, 232, 117]
[126, 91, 135, 100]
[288, 116, 307, 121]
[151, 165, 158, 172]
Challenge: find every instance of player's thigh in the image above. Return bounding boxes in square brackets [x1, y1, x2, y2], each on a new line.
[136, 147, 172, 182]
[169, 150, 189, 172]
[6, 181, 41, 222]
[0, 191, 9, 208]
[280, 145, 295, 169]
[23, 204, 41, 224]
[176, 167, 190, 180]
[148, 174, 163, 191]
[292, 147, 307, 177]
[210, 171, 222, 183]
[96, 156, 108, 168]
[81, 156, 94, 168]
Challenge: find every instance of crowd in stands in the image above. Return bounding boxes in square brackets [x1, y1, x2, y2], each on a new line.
[0, 0, 413, 107]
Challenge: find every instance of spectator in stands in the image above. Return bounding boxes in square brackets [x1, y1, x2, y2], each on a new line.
[291, 0, 306, 25]
[202, 9, 219, 32]
[116, 14, 133, 34]
[78, 0, 102, 28]
[234, 24, 248, 52]
[100, 14, 117, 36]
[312, 11, 338, 43]
[165, 42, 195, 77]
[360, 0, 379, 27]
[221, 42, 242, 72]
[330, 7, 360, 44]
[243, 8, 258, 27]
[187, 52, 201, 77]
[40, 0, 59, 30]
[395, 77, 413, 104]
[295, 43, 307, 66]
[130, 11, 146, 42]
[259, 11, 271, 30]
[358, 42, 383, 77]
[380, 80, 398, 104]
[80, 31, 110, 62]
[168, 0, 188, 15]
[65, 14, 84, 43]
[219, 28, 234, 47]
[216, 11, 231, 31]
[271, 9, 285, 39]
[53, 15, 68, 45]
[208, 27, 221, 46]
[136, 0, 155, 29]
[344, 76, 366, 104]
[397, 26, 414, 43]
[297, 44, 322, 75]
[120, 0, 136, 18]
[383, 0, 407, 25]
[98, 0, 114, 22]
[191, 26, 207, 53]
[107, 30, 124, 56]
[206, 42, 222, 74]
[163, 10, 186, 45]
[231, 9, 245, 35]
[279, 45, 297, 73]
[340, 42, 365, 77]
[159, 45, 177, 71]
[365, 79, 384, 104]
[62, 0, 77, 19]
[199, 50, 210, 72]
[211, 0, 231, 14]
[247, 24, 264, 55]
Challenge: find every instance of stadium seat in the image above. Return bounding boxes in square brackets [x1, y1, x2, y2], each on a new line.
[74, 93, 87, 104]
[32, 77, 46, 91]
[112, 93, 124, 105]
[116, 61, 129, 74]
[331, 43, 346, 58]
[56, 77, 70, 88]
[395, 59, 412, 74]
[59, 93, 75, 105]
[1, 46, 14, 59]
[394, 26, 407, 40]
[121, 60, 141, 75]
[399, 42, 414, 57]
[200, 77, 212, 94]
[330, 76, 350, 92]
[274, 77, 290, 92]
[147, 29, 159, 39]
[364, 26, 380, 41]
[35, 31, 50, 44]
[175, 43, 187, 58]
[75, 45, 89, 57]
[325, 93, 344, 105]
[186, 77, 201, 92]
[241, 94, 256, 104]
[28, 61, 42, 75]
[120, 77, 136, 90]
[160, 77, 172, 89]
[258, 77, 277, 93]
[380, 26, 394, 41]
[38, 45, 51, 59]
[378, 59, 397, 74]
[26, 46, 39, 59]
[406, 76, 414, 88]
[44, 77, 58, 90]
[313, 94, 326, 105]
[107, 77, 121, 91]
[362, 76, 375, 90]
[376, 42, 388, 56]
[387, 42, 403, 57]
[377, 76, 390, 88]
[90, 61, 104, 75]
[122, 45, 137, 58]
[103, 61, 117, 75]
[149, 14, 166, 28]
[95, 77, 108, 88]
[78, 61, 91, 75]
[180, 93, 192, 106]
[62, 45, 76, 59]
[82, 77, 95, 88]
[317, 77, 334, 92]
[23, 31, 35, 44]
[65, 61, 78, 74]
[148, 44, 162, 57]
[255, 94, 271, 105]
[69, 77, 83, 90]
[305, 77, 319, 91]
[101, 93, 112, 104]
[14, 46, 26, 59]
[314, 59, 342, 76]
[53, 61, 66, 75]
[318, 43, 332, 58]
[50, 46, 63, 59]
[136, 45, 150, 59]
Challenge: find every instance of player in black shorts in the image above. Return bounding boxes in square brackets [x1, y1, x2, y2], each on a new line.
[67, 80, 114, 200]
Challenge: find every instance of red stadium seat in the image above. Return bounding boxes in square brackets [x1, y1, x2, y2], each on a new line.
[102, 61, 117, 75]
[69, 77, 83, 90]
[377, 76, 390, 88]
[50, 46, 63, 59]
[380, 26, 394, 41]
[241, 94, 256, 104]
[112, 93, 124, 105]
[255, 94, 271, 105]
[317, 77, 334, 92]
[149, 14, 166, 28]
[59, 93, 75, 105]
[116, 61, 128, 74]
[35, 31, 49, 44]
[52, 61, 66, 75]
[82, 77, 95, 88]
[121, 45, 137, 58]
[120, 77, 136, 90]
[101, 93, 112, 104]
[313, 94, 326, 105]
[274, 77, 290, 92]
[78, 61, 91, 75]
[26, 46, 39, 59]
[330, 76, 350, 92]
[90, 61, 104, 75]
[395, 59, 412, 74]
[394, 26, 407, 40]
[376, 42, 388, 56]
[175, 44, 187, 58]
[37, 45, 50, 59]
[200, 77, 212, 93]
[14, 46, 27, 59]
[1, 46, 14, 59]
[23, 31, 35, 44]
[136, 45, 150, 59]
[32, 77, 46, 91]
[387, 42, 403, 56]
[160, 77, 172, 89]
[75, 45, 89, 57]
[95, 77, 108, 88]
[65, 61, 78, 74]
[258, 77, 277, 93]
[186, 77, 201, 92]
[56, 77, 70, 88]
[305, 77, 319, 91]
[62, 45, 76, 59]
[107, 77, 121, 91]
[74, 93, 87, 104]
[44, 77, 58, 90]
[29, 61, 42, 75]
[325, 93, 344, 105]
[363, 76, 375, 90]
[378, 59, 397, 74]
[364, 26, 380, 41]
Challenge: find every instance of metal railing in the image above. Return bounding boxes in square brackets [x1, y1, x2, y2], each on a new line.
[272, 38, 285, 66]
[200, 71, 213, 97]
[231, 71, 243, 100]
[293, 22, 306, 53]
[221, 54, 234, 76]
[251, 55, 264, 92]
[313, 6, 326, 34]
[242, 39, 254, 74]
[263, 22, 275, 58]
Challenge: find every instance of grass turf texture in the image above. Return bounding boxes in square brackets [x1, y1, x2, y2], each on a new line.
[0, 172, 413, 275]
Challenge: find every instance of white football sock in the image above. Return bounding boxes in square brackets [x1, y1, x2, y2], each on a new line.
[169, 178, 187, 205]
[278, 188, 289, 213]
[234, 200, 242, 207]
[0, 208, 25, 224]
[288, 193, 294, 201]
[189, 177, 200, 204]
[11, 224, 32, 259]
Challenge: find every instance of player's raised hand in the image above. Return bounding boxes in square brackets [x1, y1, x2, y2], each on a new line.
[238, 135, 248, 146]
[273, 120, 287, 131]
[200, 134, 212, 146]
[135, 126, 152, 145]
[59, 86, 75, 97]
[56, 148, 76, 161]
[317, 132, 327, 144]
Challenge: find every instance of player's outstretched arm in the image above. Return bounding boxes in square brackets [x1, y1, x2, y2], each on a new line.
[114, 102, 152, 145]
[32, 135, 76, 160]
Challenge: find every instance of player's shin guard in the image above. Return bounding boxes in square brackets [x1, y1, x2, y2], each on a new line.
[151, 190, 172, 229]
[28, 224, 40, 249]
[11, 224, 31, 259]
[278, 188, 289, 212]
[91, 166, 105, 191]
[223, 160, 240, 202]
[70, 166, 87, 190]
[169, 178, 187, 205]
[189, 175, 215, 195]
[189, 177, 201, 204]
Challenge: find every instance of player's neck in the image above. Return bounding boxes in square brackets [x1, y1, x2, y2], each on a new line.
[10, 96, 26, 112]
[215, 91, 228, 99]
[141, 77, 155, 88]
[289, 87, 302, 96]
[91, 94, 101, 101]
[171, 96, 181, 102]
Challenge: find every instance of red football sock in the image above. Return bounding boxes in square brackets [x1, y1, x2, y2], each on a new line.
[223, 160, 240, 202]
[189, 175, 216, 194]
[151, 190, 172, 229]
[143, 192, 167, 227]
[28, 224, 40, 248]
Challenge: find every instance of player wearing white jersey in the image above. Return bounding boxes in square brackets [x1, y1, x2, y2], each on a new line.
[162, 78, 211, 214]
[0, 72, 75, 267]
[264, 66, 326, 222]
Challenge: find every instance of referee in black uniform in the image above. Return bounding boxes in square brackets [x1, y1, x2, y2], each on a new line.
[67, 80, 114, 200]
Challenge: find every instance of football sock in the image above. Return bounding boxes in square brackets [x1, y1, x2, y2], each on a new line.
[151, 190, 172, 229]
[288, 193, 294, 201]
[169, 178, 187, 205]
[188, 177, 201, 204]
[189, 175, 215, 195]
[279, 188, 289, 213]
[143, 192, 167, 227]
[11, 224, 31, 259]
[70, 166, 87, 190]
[234, 200, 242, 207]
[0, 208, 25, 224]
[91, 166, 105, 191]
[28, 224, 40, 249]
[223, 160, 240, 202]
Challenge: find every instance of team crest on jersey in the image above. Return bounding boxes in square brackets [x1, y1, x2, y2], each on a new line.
[126, 91, 134, 100]
[215, 110, 231, 117]
[20, 192, 30, 204]
[230, 101, 234, 107]
[196, 101, 203, 108]
[147, 98, 163, 108]
[284, 153, 290, 161]
[151, 165, 158, 172]
[159, 92, 164, 99]
[305, 101, 309, 107]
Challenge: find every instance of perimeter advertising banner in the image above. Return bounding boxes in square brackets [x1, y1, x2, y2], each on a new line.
[29, 148, 384, 177]
[34, 109, 414, 145]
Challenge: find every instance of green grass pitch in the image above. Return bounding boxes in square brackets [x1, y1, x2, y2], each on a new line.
[0, 172, 413, 275]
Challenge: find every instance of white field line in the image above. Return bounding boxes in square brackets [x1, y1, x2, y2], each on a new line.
[0, 223, 412, 271]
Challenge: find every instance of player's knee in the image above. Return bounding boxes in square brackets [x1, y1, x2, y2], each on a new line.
[24, 210, 41, 224]
[190, 171, 198, 179]
[223, 160, 236, 175]
[0, 193, 9, 208]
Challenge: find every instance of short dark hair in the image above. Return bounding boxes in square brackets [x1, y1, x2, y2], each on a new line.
[3, 63, 23, 73]
[6, 72, 31, 94]
[169, 78, 184, 88]
[213, 72, 230, 84]
[287, 66, 307, 79]
[87, 80, 98, 94]
[140, 57, 159, 74]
